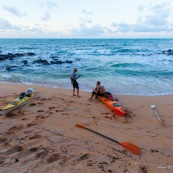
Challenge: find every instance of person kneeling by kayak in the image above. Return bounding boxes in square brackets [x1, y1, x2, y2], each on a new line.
[89, 81, 106, 100]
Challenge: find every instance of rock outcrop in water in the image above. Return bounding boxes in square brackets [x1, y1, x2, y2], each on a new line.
[6, 66, 19, 71]
[0, 52, 73, 68]
[162, 49, 173, 56]
[0, 52, 36, 61]
[33, 59, 50, 65]
[33, 59, 73, 65]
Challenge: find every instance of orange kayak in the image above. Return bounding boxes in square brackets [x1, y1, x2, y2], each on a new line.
[100, 97, 125, 116]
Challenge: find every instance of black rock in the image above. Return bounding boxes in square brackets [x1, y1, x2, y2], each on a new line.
[15, 53, 24, 57]
[0, 52, 36, 61]
[51, 56, 59, 60]
[24, 52, 36, 56]
[65, 60, 73, 63]
[22, 60, 28, 65]
[33, 59, 49, 65]
[50, 60, 63, 64]
[0, 54, 10, 60]
[162, 49, 173, 56]
[6, 66, 18, 71]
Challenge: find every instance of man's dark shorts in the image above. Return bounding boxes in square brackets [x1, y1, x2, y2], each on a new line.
[71, 80, 79, 89]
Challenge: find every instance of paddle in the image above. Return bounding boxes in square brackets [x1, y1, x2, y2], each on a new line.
[151, 105, 164, 126]
[151, 104, 163, 124]
[76, 123, 141, 155]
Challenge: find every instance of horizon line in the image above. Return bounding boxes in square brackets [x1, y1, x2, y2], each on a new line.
[0, 37, 173, 39]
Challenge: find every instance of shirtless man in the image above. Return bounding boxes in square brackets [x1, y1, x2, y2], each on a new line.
[89, 81, 105, 100]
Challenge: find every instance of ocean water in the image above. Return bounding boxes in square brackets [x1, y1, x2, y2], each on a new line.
[0, 38, 173, 96]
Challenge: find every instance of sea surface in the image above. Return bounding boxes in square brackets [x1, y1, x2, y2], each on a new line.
[0, 38, 173, 96]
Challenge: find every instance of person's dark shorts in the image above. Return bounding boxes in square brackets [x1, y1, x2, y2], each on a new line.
[92, 91, 105, 97]
[71, 81, 79, 89]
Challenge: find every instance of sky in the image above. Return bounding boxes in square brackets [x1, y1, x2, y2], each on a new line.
[0, 0, 173, 38]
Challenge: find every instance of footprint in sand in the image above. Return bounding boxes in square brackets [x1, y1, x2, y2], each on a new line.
[29, 134, 41, 140]
[0, 157, 6, 165]
[124, 108, 135, 117]
[36, 115, 45, 119]
[104, 116, 109, 119]
[56, 110, 64, 112]
[62, 113, 69, 115]
[27, 123, 36, 127]
[21, 118, 28, 121]
[49, 107, 56, 110]
[36, 151, 48, 159]
[29, 147, 40, 152]
[27, 115, 47, 127]
[77, 153, 90, 161]
[98, 162, 109, 172]
[87, 160, 95, 167]
[37, 110, 44, 112]
[37, 102, 44, 105]
[5, 110, 25, 118]
[5, 112, 19, 118]
[101, 112, 110, 115]
[0, 137, 7, 143]
[59, 157, 68, 166]
[29, 103, 36, 106]
[71, 153, 91, 166]
[46, 153, 62, 164]
[40, 98, 48, 101]
[139, 165, 148, 173]
[6, 125, 24, 135]
[4, 145, 24, 155]
[69, 101, 75, 103]
[112, 114, 118, 119]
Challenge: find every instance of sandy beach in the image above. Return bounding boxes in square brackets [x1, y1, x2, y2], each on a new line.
[0, 82, 173, 173]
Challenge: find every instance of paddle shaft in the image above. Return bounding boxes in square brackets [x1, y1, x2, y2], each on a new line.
[153, 108, 161, 121]
[85, 127, 120, 145]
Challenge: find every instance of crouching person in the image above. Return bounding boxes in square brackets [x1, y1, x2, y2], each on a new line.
[89, 81, 105, 101]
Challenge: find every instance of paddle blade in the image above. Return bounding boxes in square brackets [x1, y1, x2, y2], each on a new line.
[121, 142, 141, 155]
[150, 104, 155, 109]
[76, 123, 86, 129]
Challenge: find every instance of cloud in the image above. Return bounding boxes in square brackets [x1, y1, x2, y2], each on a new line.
[82, 10, 93, 15]
[0, 18, 44, 35]
[112, 3, 173, 33]
[112, 22, 130, 33]
[41, 0, 58, 9]
[0, 18, 19, 30]
[144, 4, 170, 26]
[71, 24, 106, 37]
[79, 18, 92, 24]
[27, 27, 44, 34]
[40, 0, 58, 21]
[41, 12, 50, 21]
[3, 5, 26, 17]
[0, 18, 12, 29]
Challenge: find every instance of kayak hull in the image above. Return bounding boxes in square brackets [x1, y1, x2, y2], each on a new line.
[0, 89, 36, 114]
[100, 97, 125, 116]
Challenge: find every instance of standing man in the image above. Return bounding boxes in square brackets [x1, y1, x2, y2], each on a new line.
[70, 68, 80, 97]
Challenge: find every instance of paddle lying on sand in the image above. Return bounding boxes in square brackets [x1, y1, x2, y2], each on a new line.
[76, 123, 141, 155]
[151, 104, 163, 124]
